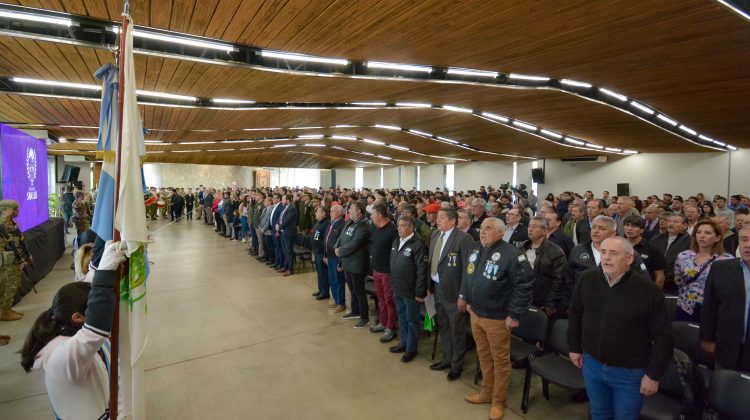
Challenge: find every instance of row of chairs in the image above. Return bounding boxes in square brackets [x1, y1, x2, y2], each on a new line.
[506, 307, 749, 419]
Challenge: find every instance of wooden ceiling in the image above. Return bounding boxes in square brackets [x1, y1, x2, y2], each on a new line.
[0, 0, 748, 167]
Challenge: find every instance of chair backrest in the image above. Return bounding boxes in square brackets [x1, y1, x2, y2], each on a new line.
[672, 321, 713, 367]
[658, 362, 685, 401]
[708, 369, 750, 420]
[512, 306, 548, 347]
[548, 319, 570, 355]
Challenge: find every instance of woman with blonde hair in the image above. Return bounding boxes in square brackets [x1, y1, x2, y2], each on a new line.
[674, 219, 733, 322]
[73, 243, 94, 282]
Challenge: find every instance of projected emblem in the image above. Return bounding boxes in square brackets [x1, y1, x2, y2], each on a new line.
[26, 147, 37, 184]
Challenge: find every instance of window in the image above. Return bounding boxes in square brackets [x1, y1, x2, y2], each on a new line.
[355, 167, 364, 190]
[512, 161, 518, 187]
[445, 164, 454, 192]
[416, 166, 421, 190]
[531, 160, 539, 195]
[379, 167, 384, 188]
[279, 168, 320, 187]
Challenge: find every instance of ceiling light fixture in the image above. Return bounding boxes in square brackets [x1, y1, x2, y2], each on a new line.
[599, 88, 628, 102]
[480, 112, 509, 123]
[727, 145, 738, 151]
[442, 105, 473, 113]
[656, 114, 677, 126]
[0, 10, 73, 26]
[12, 77, 100, 91]
[260, 50, 349, 65]
[508, 73, 550, 82]
[136, 90, 197, 101]
[272, 144, 295, 148]
[297, 134, 323, 139]
[436, 136, 459, 144]
[374, 124, 401, 130]
[408, 129, 432, 137]
[351, 102, 387, 106]
[377, 155, 393, 160]
[330, 135, 357, 141]
[388, 145, 409, 151]
[563, 137, 585, 146]
[363, 139, 385, 145]
[366, 62, 432, 73]
[630, 101, 655, 115]
[540, 129, 563, 139]
[560, 79, 592, 88]
[512, 121, 537, 131]
[586, 143, 604, 150]
[303, 144, 326, 147]
[395, 102, 432, 108]
[678, 125, 697, 136]
[135, 29, 235, 52]
[211, 98, 256, 104]
[183, 141, 217, 145]
[446, 68, 499, 78]
[605, 147, 622, 152]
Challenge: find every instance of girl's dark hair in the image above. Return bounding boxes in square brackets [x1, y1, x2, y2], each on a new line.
[21, 282, 91, 372]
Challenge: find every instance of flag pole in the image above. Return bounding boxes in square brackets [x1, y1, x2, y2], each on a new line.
[110, 1, 130, 418]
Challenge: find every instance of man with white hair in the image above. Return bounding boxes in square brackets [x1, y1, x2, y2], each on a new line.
[568, 236, 673, 419]
[458, 217, 533, 420]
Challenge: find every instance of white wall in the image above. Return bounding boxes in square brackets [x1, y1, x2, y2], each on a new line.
[383, 167, 399, 188]
[454, 161, 514, 192]
[143, 163, 259, 188]
[363, 167, 381, 188]
[536, 150, 749, 199]
[419, 164, 444, 190]
[56, 157, 92, 191]
[335, 168, 355, 189]
[401, 166, 417, 190]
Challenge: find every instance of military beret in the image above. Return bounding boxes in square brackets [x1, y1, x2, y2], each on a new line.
[0, 200, 19, 210]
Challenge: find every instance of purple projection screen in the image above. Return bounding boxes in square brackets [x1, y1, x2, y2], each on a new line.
[0, 123, 49, 231]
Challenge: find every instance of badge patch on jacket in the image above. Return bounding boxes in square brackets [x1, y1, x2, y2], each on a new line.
[467, 263, 475, 274]
[403, 248, 412, 257]
[469, 251, 478, 263]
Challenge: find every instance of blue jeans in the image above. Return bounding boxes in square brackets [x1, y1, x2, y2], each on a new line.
[314, 253, 329, 296]
[326, 256, 346, 305]
[240, 216, 248, 239]
[583, 353, 645, 420]
[394, 294, 420, 353]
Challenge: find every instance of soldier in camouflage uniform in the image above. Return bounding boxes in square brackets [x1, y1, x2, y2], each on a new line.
[71, 191, 91, 236]
[298, 193, 315, 234]
[158, 188, 169, 218]
[147, 187, 158, 220]
[0, 200, 31, 322]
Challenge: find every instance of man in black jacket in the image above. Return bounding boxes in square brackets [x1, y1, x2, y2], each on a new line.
[335, 201, 371, 328]
[650, 214, 690, 295]
[458, 217, 533, 420]
[369, 204, 399, 342]
[544, 211, 574, 258]
[428, 207, 475, 380]
[203, 188, 214, 225]
[387, 216, 429, 363]
[700, 227, 750, 372]
[521, 217, 566, 318]
[324, 205, 347, 313]
[503, 208, 528, 248]
[568, 236, 673, 420]
[311, 206, 330, 300]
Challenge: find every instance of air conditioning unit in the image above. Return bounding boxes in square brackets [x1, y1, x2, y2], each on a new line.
[560, 155, 607, 163]
[64, 155, 87, 162]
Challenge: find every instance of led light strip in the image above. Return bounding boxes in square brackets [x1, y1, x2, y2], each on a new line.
[0, 5, 736, 153]
[6, 76, 737, 154]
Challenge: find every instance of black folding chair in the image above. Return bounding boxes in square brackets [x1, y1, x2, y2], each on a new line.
[521, 319, 585, 414]
[473, 306, 549, 384]
[664, 296, 678, 323]
[639, 361, 689, 420]
[707, 369, 750, 420]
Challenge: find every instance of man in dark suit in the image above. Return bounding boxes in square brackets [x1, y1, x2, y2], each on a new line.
[324, 205, 347, 312]
[643, 205, 661, 241]
[650, 214, 690, 295]
[277, 193, 298, 276]
[269, 193, 284, 269]
[428, 207, 475, 380]
[203, 188, 214, 225]
[544, 211, 574, 258]
[503, 208, 528, 248]
[335, 201, 372, 328]
[700, 227, 750, 373]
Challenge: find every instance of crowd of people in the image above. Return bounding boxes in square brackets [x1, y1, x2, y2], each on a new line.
[13, 182, 750, 419]
[163, 184, 749, 419]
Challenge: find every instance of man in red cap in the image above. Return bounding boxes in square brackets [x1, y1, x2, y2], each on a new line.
[422, 203, 440, 244]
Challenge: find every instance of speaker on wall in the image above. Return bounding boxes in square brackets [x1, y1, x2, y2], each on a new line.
[617, 183, 630, 197]
[531, 168, 545, 184]
[61, 164, 73, 182]
[69, 166, 80, 183]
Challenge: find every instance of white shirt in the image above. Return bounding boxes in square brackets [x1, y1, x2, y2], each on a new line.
[592, 245, 602, 266]
[431, 228, 454, 283]
[33, 328, 114, 420]
[399, 233, 414, 251]
[503, 224, 517, 242]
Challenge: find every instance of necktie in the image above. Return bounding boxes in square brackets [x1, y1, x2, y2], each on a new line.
[431, 232, 444, 276]
[325, 223, 334, 249]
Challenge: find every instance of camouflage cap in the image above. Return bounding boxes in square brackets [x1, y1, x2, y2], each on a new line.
[0, 199, 19, 210]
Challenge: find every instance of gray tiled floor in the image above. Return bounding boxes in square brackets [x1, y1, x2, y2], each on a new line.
[0, 219, 589, 419]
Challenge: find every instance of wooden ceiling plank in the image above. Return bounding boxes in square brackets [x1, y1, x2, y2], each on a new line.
[203, 0, 244, 39]
[149, 0, 173, 30]
[186, 0, 220, 36]
[169, 0, 196, 33]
